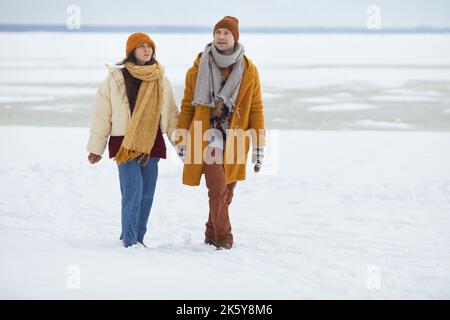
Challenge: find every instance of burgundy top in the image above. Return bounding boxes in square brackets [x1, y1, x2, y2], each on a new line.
[108, 68, 166, 159]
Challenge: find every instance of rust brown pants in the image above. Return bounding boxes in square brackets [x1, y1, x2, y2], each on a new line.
[203, 148, 237, 245]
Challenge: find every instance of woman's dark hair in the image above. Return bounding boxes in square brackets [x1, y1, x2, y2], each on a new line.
[116, 49, 157, 66]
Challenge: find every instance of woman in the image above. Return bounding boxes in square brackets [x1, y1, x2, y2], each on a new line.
[86, 32, 179, 248]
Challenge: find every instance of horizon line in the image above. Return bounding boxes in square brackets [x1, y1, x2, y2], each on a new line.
[1, 23, 450, 34]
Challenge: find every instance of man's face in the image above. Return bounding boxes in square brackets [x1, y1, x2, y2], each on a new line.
[213, 28, 235, 53]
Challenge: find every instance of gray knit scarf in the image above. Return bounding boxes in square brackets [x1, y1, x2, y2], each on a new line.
[192, 42, 245, 112]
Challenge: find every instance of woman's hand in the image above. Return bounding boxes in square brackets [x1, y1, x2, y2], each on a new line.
[88, 152, 102, 164]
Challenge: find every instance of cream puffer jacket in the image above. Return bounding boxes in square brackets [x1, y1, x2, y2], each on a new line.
[86, 64, 179, 156]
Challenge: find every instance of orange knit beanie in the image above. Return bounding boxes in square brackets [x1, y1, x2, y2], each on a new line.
[126, 32, 156, 56]
[214, 16, 239, 42]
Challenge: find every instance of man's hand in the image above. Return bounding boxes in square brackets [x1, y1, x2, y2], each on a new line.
[88, 152, 102, 164]
[252, 146, 264, 173]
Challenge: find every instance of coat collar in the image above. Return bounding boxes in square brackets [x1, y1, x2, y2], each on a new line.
[104, 64, 131, 118]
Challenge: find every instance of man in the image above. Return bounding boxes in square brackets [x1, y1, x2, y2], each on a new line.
[175, 16, 265, 250]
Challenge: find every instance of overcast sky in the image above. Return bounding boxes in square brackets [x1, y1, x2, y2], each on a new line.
[1, 0, 449, 28]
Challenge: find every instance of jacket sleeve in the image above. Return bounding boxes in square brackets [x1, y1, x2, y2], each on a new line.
[248, 66, 266, 146]
[164, 77, 179, 146]
[176, 69, 195, 141]
[86, 76, 112, 155]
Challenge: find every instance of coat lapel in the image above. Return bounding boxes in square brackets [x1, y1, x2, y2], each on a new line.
[234, 57, 253, 108]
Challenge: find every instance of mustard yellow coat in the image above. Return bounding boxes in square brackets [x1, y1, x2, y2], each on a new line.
[177, 53, 265, 186]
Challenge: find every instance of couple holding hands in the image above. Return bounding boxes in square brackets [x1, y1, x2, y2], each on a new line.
[87, 16, 265, 250]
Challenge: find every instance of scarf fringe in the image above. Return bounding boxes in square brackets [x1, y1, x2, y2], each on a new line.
[114, 146, 151, 166]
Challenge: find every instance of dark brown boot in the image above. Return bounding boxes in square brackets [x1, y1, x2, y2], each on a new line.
[204, 238, 216, 246]
[216, 241, 232, 250]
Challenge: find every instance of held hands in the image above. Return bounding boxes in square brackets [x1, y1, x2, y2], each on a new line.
[172, 128, 187, 163]
[88, 152, 102, 164]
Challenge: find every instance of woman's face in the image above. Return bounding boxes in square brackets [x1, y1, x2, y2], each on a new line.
[133, 43, 153, 64]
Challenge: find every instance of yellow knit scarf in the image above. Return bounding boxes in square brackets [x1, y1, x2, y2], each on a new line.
[114, 62, 164, 166]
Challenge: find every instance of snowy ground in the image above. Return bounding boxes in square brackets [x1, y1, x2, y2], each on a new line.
[0, 31, 449, 299]
[1, 126, 449, 299]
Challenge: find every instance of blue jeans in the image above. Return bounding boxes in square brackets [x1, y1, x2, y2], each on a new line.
[118, 157, 159, 247]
